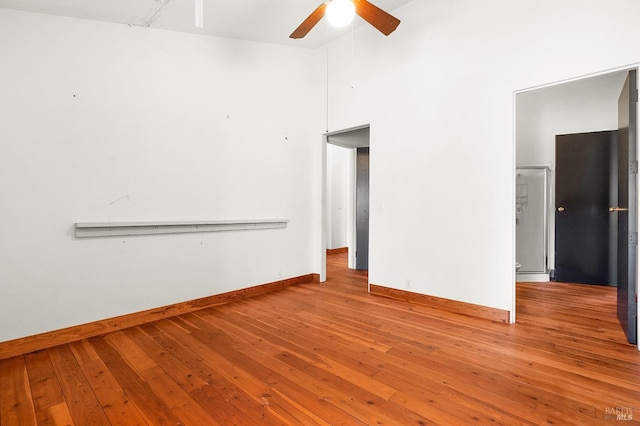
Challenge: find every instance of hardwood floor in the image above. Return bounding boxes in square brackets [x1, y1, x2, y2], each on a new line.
[1, 253, 639, 425]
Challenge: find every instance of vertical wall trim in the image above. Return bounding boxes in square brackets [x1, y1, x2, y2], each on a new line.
[321, 134, 328, 282]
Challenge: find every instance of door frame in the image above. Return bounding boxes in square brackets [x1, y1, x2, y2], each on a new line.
[320, 124, 370, 282]
[513, 64, 640, 351]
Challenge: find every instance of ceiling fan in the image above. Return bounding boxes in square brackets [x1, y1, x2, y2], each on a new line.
[290, 0, 401, 39]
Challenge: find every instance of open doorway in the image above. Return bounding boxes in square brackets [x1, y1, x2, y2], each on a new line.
[516, 69, 630, 283]
[320, 125, 370, 281]
[514, 66, 639, 347]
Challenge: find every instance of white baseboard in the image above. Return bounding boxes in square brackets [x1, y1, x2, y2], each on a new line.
[516, 273, 550, 282]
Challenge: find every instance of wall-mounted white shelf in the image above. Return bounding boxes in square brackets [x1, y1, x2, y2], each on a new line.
[74, 219, 288, 238]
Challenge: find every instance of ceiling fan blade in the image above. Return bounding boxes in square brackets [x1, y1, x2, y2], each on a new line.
[353, 0, 400, 36]
[290, 2, 329, 39]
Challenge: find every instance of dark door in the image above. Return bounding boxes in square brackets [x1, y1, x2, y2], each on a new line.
[555, 131, 616, 285]
[616, 69, 637, 345]
[355, 147, 369, 270]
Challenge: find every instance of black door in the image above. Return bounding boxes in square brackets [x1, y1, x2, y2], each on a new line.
[355, 147, 369, 270]
[555, 131, 616, 285]
[616, 70, 637, 345]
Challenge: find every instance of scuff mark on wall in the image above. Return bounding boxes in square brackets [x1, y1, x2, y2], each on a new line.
[140, 0, 174, 27]
[108, 195, 131, 206]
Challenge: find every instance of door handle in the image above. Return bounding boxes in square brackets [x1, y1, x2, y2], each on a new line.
[609, 207, 629, 212]
[557, 207, 565, 212]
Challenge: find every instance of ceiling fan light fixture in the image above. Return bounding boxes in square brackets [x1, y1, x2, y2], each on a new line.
[326, 0, 355, 28]
[289, 0, 399, 39]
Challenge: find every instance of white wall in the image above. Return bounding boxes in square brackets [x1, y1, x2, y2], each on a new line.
[517, 71, 626, 167]
[0, 9, 320, 343]
[322, 0, 640, 316]
[3, 1, 640, 343]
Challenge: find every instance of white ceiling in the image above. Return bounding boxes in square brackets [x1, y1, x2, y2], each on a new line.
[0, 0, 414, 49]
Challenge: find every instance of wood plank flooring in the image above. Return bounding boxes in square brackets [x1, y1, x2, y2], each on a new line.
[1, 252, 639, 425]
